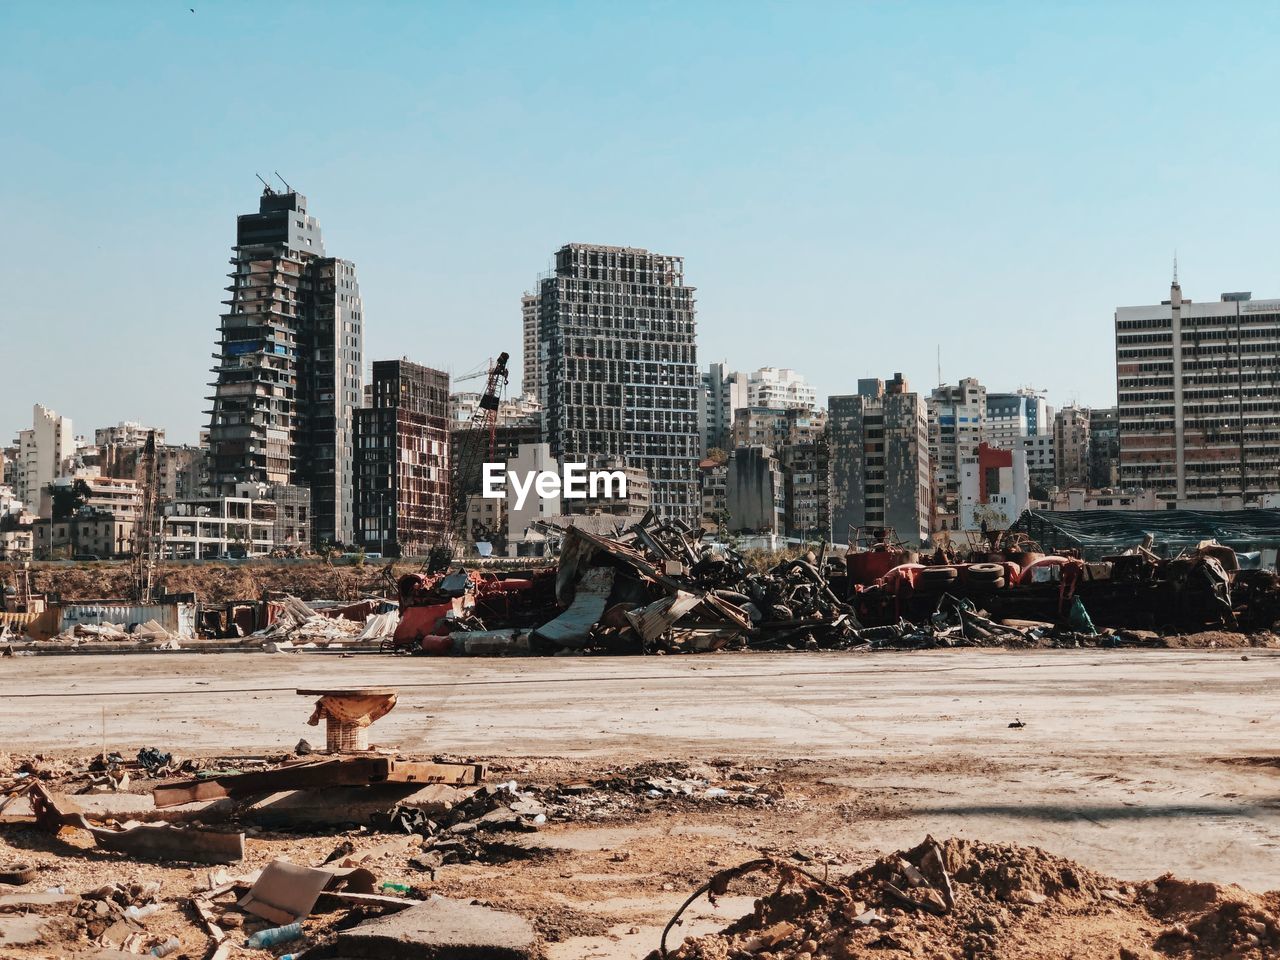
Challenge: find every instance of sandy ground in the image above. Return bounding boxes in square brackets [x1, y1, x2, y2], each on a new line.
[2, 649, 1279, 958]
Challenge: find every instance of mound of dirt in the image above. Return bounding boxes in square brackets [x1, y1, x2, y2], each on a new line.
[657, 836, 1280, 960]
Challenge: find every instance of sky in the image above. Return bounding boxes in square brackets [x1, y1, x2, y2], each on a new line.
[3, 1, 1279, 446]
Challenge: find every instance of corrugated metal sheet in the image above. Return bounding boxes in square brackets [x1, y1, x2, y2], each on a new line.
[533, 567, 615, 649]
[58, 602, 197, 638]
[1012, 508, 1280, 560]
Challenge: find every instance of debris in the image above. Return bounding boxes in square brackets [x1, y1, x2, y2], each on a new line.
[301, 687, 398, 753]
[239, 859, 375, 924]
[243, 920, 303, 949]
[153, 756, 485, 807]
[333, 896, 536, 959]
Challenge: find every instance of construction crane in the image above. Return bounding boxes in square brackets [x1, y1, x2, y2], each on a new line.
[130, 431, 161, 603]
[428, 352, 510, 571]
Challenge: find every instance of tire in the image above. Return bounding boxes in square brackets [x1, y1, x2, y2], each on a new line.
[967, 563, 1005, 582]
[919, 566, 959, 583]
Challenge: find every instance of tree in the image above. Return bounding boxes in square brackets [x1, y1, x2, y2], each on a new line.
[51, 480, 92, 520]
[705, 447, 729, 466]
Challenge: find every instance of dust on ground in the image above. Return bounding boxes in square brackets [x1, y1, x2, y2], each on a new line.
[1, 753, 1279, 959]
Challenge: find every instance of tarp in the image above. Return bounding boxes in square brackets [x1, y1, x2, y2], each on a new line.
[1010, 508, 1280, 558]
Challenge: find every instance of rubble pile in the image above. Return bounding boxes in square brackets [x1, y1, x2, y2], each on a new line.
[659, 836, 1280, 960]
[248, 594, 399, 651]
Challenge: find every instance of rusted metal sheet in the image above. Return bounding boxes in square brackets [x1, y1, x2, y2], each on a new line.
[533, 566, 615, 648]
[153, 757, 485, 808]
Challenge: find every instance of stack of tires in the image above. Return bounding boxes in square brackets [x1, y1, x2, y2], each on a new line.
[964, 562, 1006, 591]
[915, 565, 959, 594]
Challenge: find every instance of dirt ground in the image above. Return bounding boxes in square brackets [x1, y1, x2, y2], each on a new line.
[1, 649, 1279, 958]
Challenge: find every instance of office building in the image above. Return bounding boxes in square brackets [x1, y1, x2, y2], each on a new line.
[985, 390, 1052, 450]
[829, 374, 931, 545]
[537, 243, 700, 522]
[354, 360, 451, 557]
[1115, 277, 1280, 504]
[206, 186, 364, 547]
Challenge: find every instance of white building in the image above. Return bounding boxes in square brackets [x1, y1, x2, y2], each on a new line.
[94, 421, 166, 448]
[746, 367, 817, 411]
[503, 443, 561, 553]
[700, 362, 749, 454]
[959, 442, 1030, 533]
[985, 390, 1053, 451]
[13, 404, 75, 512]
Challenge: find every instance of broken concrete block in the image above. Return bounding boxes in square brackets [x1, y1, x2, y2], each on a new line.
[0, 914, 54, 947]
[0, 891, 79, 913]
[334, 895, 536, 959]
[395, 784, 468, 818]
[243, 784, 424, 828]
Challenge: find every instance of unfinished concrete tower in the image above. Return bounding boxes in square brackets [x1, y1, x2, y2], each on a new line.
[206, 186, 364, 547]
[537, 243, 700, 522]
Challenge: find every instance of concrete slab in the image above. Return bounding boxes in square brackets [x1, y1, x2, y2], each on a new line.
[0, 892, 79, 913]
[0, 915, 53, 947]
[243, 784, 423, 828]
[334, 895, 535, 959]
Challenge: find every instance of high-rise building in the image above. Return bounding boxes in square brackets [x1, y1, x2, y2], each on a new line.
[354, 360, 451, 557]
[780, 435, 829, 541]
[13, 404, 75, 512]
[1054, 405, 1091, 488]
[829, 374, 931, 545]
[537, 243, 700, 522]
[521, 292, 543, 402]
[1116, 278, 1280, 504]
[700, 361, 748, 454]
[985, 390, 1051, 450]
[206, 187, 363, 546]
[927, 378, 987, 524]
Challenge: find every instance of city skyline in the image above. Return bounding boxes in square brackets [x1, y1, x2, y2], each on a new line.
[5, 2, 1280, 445]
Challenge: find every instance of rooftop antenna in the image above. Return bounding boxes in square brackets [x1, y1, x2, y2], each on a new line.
[936, 344, 942, 387]
[1172, 250, 1178, 285]
[274, 170, 293, 193]
[255, 172, 274, 195]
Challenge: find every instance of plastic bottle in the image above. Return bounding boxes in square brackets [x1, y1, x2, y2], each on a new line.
[126, 904, 160, 920]
[150, 937, 180, 957]
[244, 922, 303, 949]
[380, 881, 411, 895]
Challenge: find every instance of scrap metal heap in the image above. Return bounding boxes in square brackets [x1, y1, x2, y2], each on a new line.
[390, 512, 862, 655]
[386, 516, 1280, 657]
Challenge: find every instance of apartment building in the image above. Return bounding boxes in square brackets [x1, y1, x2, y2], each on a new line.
[928, 378, 987, 524]
[1054, 405, 1091, 488]
[521, 292, 542, 402]
[959, 442, 1030, 533]
[538, 243, 700, 522]
[779, 435, 829, 541]
[730, 406, 826, 450]
[829, 374, 931, 545]
[700, 362, 748, 454]
[1089, 407, 1120, 488]
[206, 186, 363, 546]
[13, 404, 74, 511]
[1116, 278, 1280, 503]
[745, 367, 817, 410]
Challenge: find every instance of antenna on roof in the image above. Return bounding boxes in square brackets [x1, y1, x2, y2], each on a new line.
[255, 172, 274, 195]
[274, 171, 293, 193]
[1172, 250, 1178, 285]
[936, 344, 942, 387]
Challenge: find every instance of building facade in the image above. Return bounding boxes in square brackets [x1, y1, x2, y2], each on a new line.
[779, 435, 829, 541]
[927, 378, 987, 525]
[1088, 406, 1120, 488]
[521, 292, 542, 402]
[700, 361, 748, 454]
[829, 374, 931, 545]
[1054, 405, 1091, 488]
[538, 243, 700, 522]
[726, 446, 785, 534]
[206, 187, 363, 547]
[13, 404, 74, 512]
[745, 367, 817, 410]
[730, 407, 826, 451]
[354, 360, 451, 557]
[1115, 279, 1280, 504]
[959, 442, 1030, 533]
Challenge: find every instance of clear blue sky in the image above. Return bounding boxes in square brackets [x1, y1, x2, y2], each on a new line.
[3, 1, 1279, 446]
